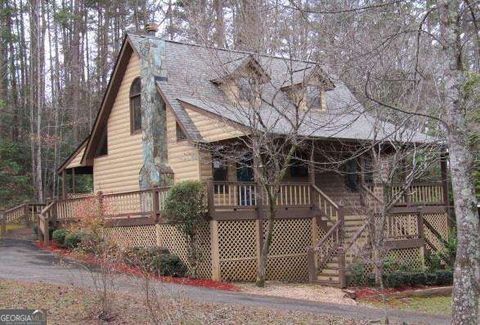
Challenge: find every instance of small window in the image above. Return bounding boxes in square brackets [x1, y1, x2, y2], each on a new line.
[130, 78, 142, 133]
[237, 77, 255, 102]
[306, 86, 325, 111]
[290, 158, 308, 177]
[176, 122, 187, 141]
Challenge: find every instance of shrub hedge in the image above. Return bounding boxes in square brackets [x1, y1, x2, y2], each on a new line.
[52, 229, 69, 247]
[350, 270, 454, 288]
[123, 246, 187, 277]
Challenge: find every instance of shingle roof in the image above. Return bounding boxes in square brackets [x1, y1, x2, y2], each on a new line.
[128, 33, 431, 143]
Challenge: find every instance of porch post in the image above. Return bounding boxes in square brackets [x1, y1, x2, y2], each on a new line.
[440, 151, 449, 205]
[71, 168, 76, 194]
[308, 142, 315, 186]
[210, 220, 221, 280]
[0, 211, 6, 237]
[62, 170, 66, 199]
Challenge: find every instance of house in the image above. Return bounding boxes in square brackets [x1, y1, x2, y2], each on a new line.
[49, 27, 451, 287]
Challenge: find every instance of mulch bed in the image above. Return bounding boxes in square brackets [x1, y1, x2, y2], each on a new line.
[35, 241, 239, 292]
[353, 286, 451, 301]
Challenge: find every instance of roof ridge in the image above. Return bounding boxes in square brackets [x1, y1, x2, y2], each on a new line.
[127, 32, 319, 65]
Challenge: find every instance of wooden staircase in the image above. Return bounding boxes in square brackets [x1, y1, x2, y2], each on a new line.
[308, 185, 374, 287]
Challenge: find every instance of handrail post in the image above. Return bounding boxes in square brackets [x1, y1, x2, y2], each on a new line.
[0, 211, 6, 237]
[416, 207, 424, 240]
[207, 181, 215, 218]
[43, 214, 50, 246]
[307, 247, 316, 282]
[152, 187, 160, 223]
[337, 246, 346, 288]
[338, 203, 345, 244]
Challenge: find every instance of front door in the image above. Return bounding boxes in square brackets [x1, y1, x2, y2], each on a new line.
[345, 159, 359, 191]
[237, 158, 255, 206]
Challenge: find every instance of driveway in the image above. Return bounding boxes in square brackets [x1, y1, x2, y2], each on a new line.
[0, 238, 450, 324]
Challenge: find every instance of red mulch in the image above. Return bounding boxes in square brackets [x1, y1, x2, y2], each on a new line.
[35, 241, 239, 292]
[353, 285, 433, 300]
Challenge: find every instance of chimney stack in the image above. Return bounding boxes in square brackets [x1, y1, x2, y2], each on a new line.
[145, 23, 158, 35]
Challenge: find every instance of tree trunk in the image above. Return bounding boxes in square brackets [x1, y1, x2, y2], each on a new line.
[256, 191, 275, 287]
[438, 1, 480, 323]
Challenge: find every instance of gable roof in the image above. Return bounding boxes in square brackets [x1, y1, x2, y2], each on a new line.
[57, 137, 89, 174]
[79, 33, 432, 166]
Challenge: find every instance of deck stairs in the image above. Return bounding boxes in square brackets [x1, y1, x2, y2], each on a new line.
[312, 185, 372, 287]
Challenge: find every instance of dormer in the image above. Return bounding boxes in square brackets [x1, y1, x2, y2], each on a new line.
[281, 66, 334, 112]
[212, 55, 270, 106]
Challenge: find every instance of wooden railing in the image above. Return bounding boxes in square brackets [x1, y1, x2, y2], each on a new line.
[37, 202, 56, 245]
[55, 187, 170, 221]
[385, 213, 420, 240]
[210, 181, 313, 211]
[390, 182, 444, 205]
[307, 211, 345, 287]
[4, 204, 28, 224]
[312, 185, 339, 223]
[360, 184, 383, 213]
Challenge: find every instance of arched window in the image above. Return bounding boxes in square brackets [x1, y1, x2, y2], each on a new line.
[130, 78, 142, 133]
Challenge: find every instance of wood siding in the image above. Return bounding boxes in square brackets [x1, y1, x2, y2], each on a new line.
[93, 53, 143, 193]
[166, 107, 200, 182]
[183, 104, 244, 142]
[65, 146, 85, 169]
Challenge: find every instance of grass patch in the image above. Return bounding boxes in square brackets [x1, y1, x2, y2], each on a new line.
[362, 295, 452, 315]
[0, 279, 361, 324]
[0, 224, 24, 237]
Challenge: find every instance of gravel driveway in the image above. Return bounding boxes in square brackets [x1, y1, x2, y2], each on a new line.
[0, 238, 450, 324]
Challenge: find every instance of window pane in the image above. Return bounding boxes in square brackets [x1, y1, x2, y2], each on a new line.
[133, 96, 142, 131]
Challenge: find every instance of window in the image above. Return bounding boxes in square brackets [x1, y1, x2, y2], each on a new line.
[290, 158, 308, 177]
[176, 122, 187, 141]
[130, 78, 142, 133]
[95, 127, 108, 157]
[213, 156, 228, 193]
[306, 85, 322, 110]
[237, 77, 255, 102]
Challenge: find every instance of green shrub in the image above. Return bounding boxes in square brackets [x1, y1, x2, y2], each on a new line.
[123, 246, 187, 277]
[52, 229, 69, 247]
[64, 231, 83, 249]
[348, 262, 366, 286]
[382, 270, 453, 288]
[164, 181, 207, 277]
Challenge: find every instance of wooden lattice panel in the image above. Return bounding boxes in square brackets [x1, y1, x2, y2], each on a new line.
[218, 220, 257, 281]
[264, 219, 311, 281]
[424, 213, 449, 251]
[156, 223, 211, 279]
[386, 247, 423, 272]
[104, 225, 157, 248]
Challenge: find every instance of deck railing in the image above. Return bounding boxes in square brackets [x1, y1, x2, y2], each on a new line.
[366, 182, 445, 206]
[210, 181, 313, 211]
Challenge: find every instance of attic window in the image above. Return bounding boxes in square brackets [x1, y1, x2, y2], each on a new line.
[306, 86, 325, 111]
[237, 77, 255, 102]
[176, 122, 187, 141]
[130, 78, 142, 134]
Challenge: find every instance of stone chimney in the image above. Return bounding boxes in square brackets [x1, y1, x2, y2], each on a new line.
[145, 23, 158, 36]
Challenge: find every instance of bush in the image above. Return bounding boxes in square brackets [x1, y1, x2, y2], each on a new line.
[164, 181, 207, 277]
[347, 262, 366, 286]
[64, 231, 83, 249]
[123, 246, 187, 277]
[383, 270, 453, 288]
[52, 229, 69, 247]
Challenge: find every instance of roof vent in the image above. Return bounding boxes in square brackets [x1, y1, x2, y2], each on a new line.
[145, 23, 158, 35]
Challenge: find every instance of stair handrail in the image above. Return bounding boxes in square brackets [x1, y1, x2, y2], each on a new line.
[311, 184, 340, 223]
[38, 201, 56, 245]
[345, 221, 369, 253]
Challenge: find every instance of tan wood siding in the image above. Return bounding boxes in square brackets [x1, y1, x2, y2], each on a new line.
[65, 146, 85, 169]
[93, 53, 143, 193]
[166, 107, 200, 182]
[183, 104, 244, 142]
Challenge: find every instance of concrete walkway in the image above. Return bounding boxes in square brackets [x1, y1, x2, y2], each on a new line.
[0, 238, 450, 324]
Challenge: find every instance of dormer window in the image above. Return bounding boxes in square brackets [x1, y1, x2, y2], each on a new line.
[306, 86, 325, 111]
[237, 77, 256, 102]
[130, 78, 142, 134]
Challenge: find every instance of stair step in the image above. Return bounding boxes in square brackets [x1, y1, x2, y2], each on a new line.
[319, 269, 339, 276]
[317, 275, 340, 282]
[316, 280, 341, 287]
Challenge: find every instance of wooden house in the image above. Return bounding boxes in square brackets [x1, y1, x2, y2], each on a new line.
[42, 31, 452, 287]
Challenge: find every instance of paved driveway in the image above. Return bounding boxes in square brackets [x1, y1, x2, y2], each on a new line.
[0, 238, 450, 324]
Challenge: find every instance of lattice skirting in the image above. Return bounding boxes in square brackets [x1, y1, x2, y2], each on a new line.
[424, 212, 449, 251]
[104, 223, 212, 278]
[217, 218, 314, 282]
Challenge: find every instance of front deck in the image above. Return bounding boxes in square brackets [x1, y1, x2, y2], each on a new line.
[1, 180, 450, 286]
